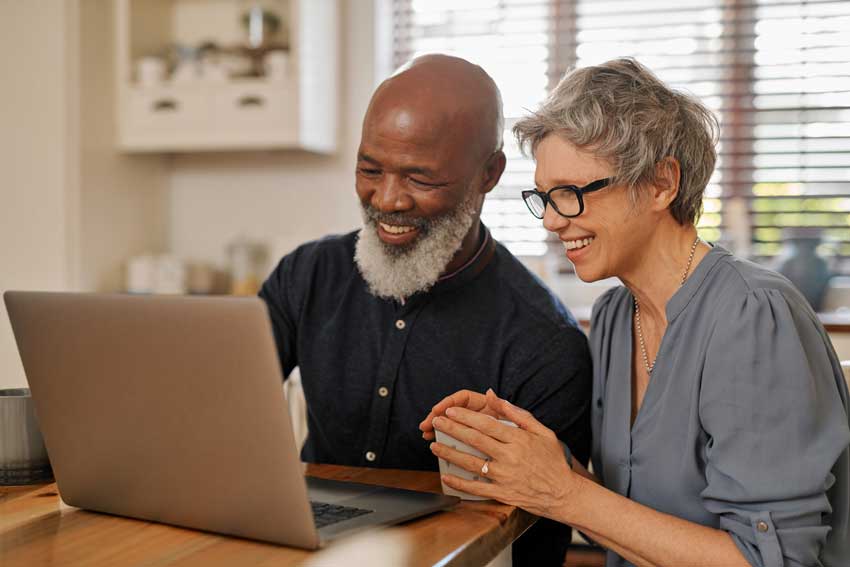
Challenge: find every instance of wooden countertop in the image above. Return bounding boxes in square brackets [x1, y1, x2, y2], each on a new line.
[0, 464, 536, 567]
[818, 312, 850, 333]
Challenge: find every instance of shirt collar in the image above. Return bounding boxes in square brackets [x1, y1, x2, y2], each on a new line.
[665, 243, 731, 322]
[439, 223, 492, 280]
[395, 223, 496, 307]
[431, 223, 496, 294]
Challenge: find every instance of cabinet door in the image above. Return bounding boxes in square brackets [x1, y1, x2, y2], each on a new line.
[126, 87, 209, 133]
[213, 83, 296, 135]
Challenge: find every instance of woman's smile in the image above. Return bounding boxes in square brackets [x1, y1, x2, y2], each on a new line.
[562, 235, 595, 262]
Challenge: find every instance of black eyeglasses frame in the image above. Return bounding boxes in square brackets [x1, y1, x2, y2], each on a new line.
[521, 177, 612, 219]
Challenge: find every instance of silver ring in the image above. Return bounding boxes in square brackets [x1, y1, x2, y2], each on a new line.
[480, 458, 490, 476]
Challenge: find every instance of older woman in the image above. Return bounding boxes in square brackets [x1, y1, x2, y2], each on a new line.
[420, 59, 850, 567]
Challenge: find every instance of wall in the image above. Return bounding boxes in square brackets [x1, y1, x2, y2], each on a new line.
[168, 0, 372, 272]
[77, 0, 169, 292]
[0, 0, 169, 389]
[0, 2, 73, 388]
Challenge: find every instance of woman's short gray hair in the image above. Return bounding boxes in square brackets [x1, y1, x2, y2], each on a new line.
[513, 58, 719, 225]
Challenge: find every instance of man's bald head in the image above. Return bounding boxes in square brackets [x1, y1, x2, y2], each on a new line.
[365, 54, 504, 159]
[354, 55, 508, 300]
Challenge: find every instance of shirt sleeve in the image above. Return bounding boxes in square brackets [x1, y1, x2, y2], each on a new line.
[505, 324, 593, 567]
[700, 288, 850, 567]
[506, 324, 593, 466]
[258, 251, 302, 379]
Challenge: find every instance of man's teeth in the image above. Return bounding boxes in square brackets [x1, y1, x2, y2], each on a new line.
[380, 222, 416, 235]
[563, 237, 595, 251]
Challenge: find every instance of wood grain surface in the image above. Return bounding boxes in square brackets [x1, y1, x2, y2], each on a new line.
[0, 464, 535, 567]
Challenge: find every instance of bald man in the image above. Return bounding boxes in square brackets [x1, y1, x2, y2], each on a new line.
[260, 55, 591, 565]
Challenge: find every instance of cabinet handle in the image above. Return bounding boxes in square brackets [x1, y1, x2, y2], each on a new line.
[238, 95, 265, 108]
[152, 99, 178, 112]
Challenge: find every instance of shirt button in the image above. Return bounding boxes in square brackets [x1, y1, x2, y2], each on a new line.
[378, 386, 389, 398]
[756, 521, 769, 533]
[395, 319, 406, 330]
[365, 451, 377, 462]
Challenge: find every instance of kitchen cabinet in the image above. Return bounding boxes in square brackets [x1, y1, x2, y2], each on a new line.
[115, 0, 338, 153]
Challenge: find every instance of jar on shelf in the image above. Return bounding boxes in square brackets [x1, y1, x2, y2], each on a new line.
[240, 0, 288, 49]
[775, 227, 832, 311]
[227, 237, 268, 296]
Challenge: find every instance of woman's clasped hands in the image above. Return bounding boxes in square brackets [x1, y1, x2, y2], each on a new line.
[419, 388, 580, 520]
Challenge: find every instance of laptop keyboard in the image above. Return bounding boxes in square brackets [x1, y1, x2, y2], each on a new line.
[310, 500, 374, 528]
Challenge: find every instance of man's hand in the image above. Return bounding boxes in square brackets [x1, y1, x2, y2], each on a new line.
[419, 389, 499, 441]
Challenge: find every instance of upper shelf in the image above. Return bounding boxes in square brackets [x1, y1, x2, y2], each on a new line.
[114, 0, 338, 154]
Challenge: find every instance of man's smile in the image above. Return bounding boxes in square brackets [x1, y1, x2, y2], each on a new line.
[379, 222, 416, 234]
[377, 222, 420, 246]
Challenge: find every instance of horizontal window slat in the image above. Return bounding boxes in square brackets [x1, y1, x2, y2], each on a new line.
[393, 0, 850, 262]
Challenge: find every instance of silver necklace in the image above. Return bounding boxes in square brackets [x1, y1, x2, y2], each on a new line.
[634, 236, 700, 375]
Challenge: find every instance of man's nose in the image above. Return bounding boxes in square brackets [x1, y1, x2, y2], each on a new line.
[542, 204, 569, 234]
[374, 176, 414, 212]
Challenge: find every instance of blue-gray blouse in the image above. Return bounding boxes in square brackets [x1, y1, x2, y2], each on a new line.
[590, 246, 850, 567]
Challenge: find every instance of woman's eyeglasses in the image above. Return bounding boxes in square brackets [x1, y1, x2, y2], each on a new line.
[521, 178, 611, 219]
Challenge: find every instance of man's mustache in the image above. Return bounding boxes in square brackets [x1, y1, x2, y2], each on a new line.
[361, 206, 430, 229]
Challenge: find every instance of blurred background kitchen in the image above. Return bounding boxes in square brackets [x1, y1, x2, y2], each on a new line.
[2, 0, 849, 390]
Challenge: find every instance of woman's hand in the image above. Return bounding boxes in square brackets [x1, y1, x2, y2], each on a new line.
[429, 389, 578, 520]
[419, 389, 498, 441]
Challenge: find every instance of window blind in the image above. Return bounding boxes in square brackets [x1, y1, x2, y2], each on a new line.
[390, 0, 561, 256]
[388, 0, 850, 270]
[748, 0, 850, 271]
[572, 0, 728, 250]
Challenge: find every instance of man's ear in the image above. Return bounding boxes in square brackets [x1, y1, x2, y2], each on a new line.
[479, 150, 507, 195]
[651, 157, 681, 212]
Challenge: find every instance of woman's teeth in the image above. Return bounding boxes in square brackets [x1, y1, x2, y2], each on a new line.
[564, 237, 594, 251]
[380, 223, 416, 234]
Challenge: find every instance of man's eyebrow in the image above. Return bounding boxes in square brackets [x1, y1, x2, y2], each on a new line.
[357, 153, 440, 179]
[357, 153, 381, 165]
[403, 166, 439, 178]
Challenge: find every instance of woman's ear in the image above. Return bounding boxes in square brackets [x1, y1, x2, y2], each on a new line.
[651, 157, 681, 212]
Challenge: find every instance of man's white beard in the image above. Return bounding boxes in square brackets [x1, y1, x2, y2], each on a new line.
[354, 194, 479, 302]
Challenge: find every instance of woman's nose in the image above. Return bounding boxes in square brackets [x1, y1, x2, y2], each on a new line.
[542, 203, 570, 234]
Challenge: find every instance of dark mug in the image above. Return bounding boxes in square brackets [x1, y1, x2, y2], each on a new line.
[0, 388, 53, 485]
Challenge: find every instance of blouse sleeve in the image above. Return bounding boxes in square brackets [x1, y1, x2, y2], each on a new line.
[699, 288, 850, 567]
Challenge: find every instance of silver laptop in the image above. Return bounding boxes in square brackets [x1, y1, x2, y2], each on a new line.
[4, 291, 458, 549]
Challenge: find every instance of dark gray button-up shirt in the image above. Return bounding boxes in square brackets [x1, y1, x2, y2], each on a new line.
[591, 246, 850, 567]
[260, 226, 592, 565]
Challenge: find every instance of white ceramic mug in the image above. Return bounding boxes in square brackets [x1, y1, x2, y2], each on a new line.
[435, 418, 517, 500]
